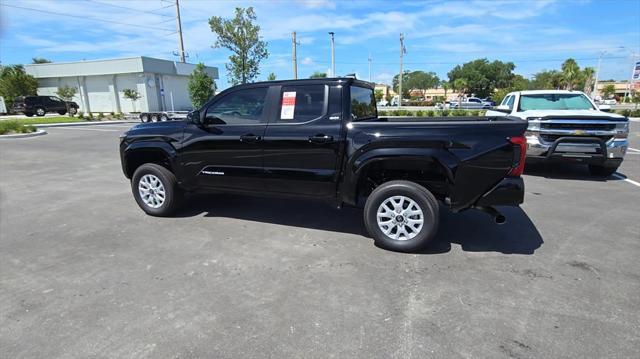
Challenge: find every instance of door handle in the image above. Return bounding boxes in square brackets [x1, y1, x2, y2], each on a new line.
[240, 134, 262, 143]
[308, 134, 334, 144]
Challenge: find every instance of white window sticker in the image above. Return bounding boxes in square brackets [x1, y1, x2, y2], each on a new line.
[280, 91, 296, 120]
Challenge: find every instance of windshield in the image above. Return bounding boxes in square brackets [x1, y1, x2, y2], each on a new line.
[519, 93, 595, 111]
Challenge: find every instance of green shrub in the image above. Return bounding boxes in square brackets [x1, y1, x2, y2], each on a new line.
[441, 110, 450, 117]
[96, 112, 104, 120]
[87, 112, 94, 120]
[0, 121, 37, 135]
[426, 110, 435, 117]
[415, 110, 424, 116]
[469, 110, 480, 116]
[77, 111, 84, 119]
[618, 109, 632, 117]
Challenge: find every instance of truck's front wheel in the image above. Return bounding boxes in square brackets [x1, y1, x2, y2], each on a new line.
[364, 180, 439, 252]
[131, 163, 182, 216]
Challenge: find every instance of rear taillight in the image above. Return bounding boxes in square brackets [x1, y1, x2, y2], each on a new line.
[508, 136, 527, 177]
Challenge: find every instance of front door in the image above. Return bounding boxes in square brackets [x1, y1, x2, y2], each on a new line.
[180, 86, 271, 191]
[262, 84, 343, 197]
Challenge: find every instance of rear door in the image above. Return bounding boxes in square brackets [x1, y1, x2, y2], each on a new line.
[261, 83, 343, 197]
[180, 86, 273, 191]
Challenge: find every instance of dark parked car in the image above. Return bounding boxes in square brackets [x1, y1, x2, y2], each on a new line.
[120, 78, 527, 252]
[12, 96, 79, 117]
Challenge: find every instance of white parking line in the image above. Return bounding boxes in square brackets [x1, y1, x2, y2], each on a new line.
[613, 173, 640, 188]
[51, 127, 120, 132]
[627, 147, 640, 153]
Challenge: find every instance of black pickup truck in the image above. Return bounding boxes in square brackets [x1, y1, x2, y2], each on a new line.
[120, 78, 527, 252]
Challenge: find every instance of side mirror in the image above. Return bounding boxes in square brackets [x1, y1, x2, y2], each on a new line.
[187, 110, 200, 123]
[493, 105, 511, 113]
[598, 104, 611, 112]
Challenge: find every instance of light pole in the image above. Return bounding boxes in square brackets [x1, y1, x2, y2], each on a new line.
[292, 32, 298, 79]
[592, 50, 605, 100]
[398, 33, 405, 108]
[329, 32, 335, 77]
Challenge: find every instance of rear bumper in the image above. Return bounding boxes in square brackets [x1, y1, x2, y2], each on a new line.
[475, 177, 524, 207]
[526, 134, 627, 164]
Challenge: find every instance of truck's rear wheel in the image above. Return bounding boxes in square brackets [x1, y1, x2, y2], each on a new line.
[131, 163, 182, 216]
[364, 180, 439, 252]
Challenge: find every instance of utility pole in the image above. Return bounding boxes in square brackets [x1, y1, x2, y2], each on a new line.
[329, 32, 335, 77]
[624, 51, 638, 102]
[399, 33, 405, 107]
[175, 0, 186, 63]
[292, 32, 298, 79]
[368, 53, 372, 82]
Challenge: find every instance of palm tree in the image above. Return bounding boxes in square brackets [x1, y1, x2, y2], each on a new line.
[453, 78, 467, 105]
[581, 67, 595, 95]
[561, 58, 580, 90]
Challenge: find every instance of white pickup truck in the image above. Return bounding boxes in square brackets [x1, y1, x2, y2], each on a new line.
[486, 90, 629, 176]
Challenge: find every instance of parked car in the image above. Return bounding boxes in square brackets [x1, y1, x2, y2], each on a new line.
[120, 78, 527, 252]
[603, 98, 617, 105]
[12, 96, 78, 117]
[482, 97, 496, 106]
[450, 97, 492, 109]
[377, 99, 390, 107]
[486, 90, 629, 176]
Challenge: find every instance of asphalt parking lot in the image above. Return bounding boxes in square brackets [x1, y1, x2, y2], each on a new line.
[1, 121, 639, 358]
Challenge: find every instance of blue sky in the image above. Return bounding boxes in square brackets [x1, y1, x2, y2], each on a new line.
[1, 0, 638, 89]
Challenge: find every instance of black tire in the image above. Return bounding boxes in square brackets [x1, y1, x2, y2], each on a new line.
[160, 114, 169, 121]
[57, 110, 67, 115]
[68, 107, 77, 115]
[131, 163, 182, 216]
[364, 180, 439, 252]
[140, 113, 150, 122]
[24, 112, 34, 117]
[35, 107, 46, 116]
[151, 113, 159, 122]
[588, 164, 619, 177]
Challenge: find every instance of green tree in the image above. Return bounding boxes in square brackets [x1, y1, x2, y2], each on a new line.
[209, 7, 268, 85]
[392, 71, 411, 98]
[441, 81, 450, 101]
[309, 71, 327, 79]
[404, 71, 439, 99]
[447, 59, 516, 98]
[123, 89, 141, 113]
[55, 85, 77, 101]
[374, 89, 383, 102]
[188, 63, 216, 109]
[561, 58, 580, 90]
[32, 57, 51, 64]
[453, 78, 468, 102]
[530, 69, 563, 89]
[601, 84, 616, 98]
[0, 65, 38, 109]
[267, 72, 276, 81]
[581, 67, 595, 94]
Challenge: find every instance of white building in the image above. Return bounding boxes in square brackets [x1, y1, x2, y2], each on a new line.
[25, 57, 218, 113]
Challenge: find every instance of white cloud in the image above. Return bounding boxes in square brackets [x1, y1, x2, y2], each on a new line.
[301, 56, 314, 65]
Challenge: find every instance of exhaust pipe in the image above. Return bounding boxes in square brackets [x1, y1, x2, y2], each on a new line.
[474, 206, 507, 225]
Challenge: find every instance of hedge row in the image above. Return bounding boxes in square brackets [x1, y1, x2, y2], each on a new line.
[614, 109, 640, 117]
[0, 121, 37, 135]
[378, 109, 486, 117]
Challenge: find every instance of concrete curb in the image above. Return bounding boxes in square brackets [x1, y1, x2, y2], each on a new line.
[34, 120, 138, 128]
[0, 129, 47, 139]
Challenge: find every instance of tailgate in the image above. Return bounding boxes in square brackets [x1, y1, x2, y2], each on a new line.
[447, 118, 527, 210]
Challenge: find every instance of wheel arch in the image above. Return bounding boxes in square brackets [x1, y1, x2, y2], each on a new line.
[122, 142, 178, 179]
[340, 148, 457, 206]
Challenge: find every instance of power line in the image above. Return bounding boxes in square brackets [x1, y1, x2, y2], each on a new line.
[0, 3, 173, 32]
[83, 0, 173, 16]
[310, 56, 627, 66]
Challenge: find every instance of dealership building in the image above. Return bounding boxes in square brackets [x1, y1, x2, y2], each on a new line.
[25, 57, 218, 113]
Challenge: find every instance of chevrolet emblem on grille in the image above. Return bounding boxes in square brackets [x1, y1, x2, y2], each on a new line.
[573, 130, 586, 135]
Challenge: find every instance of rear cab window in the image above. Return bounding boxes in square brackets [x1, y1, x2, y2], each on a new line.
[278, 84, 327, 123]
[350, 85, 377, 121]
